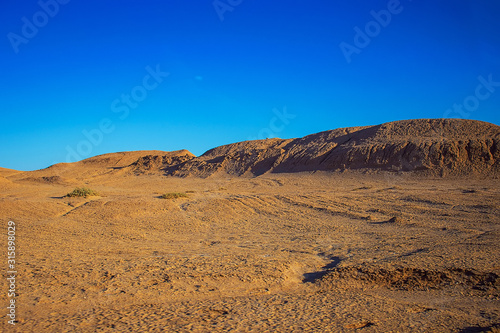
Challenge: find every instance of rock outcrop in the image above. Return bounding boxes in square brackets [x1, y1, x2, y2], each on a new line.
[167, 119, 500, 177]
[8, 119, 499, 180]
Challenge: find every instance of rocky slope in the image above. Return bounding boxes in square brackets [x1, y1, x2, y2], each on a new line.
[6, 119, 500, 180]
[167, 119, 500, 177]
[10, 150, 195, 183]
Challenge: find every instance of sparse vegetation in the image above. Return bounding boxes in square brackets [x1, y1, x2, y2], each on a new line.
[66, 187, 99, 198]
[352, 186, 372, 191]
[185, 190, 196, 193]
[160, 192, 189, 199]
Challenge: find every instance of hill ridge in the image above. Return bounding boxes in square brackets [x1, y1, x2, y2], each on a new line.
[167, 119, 500, 177]
[5, 119, 500, 180]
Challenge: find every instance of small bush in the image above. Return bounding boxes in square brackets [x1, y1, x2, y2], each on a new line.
[66, 187, 99, 198]
[161, 192, 188, 199]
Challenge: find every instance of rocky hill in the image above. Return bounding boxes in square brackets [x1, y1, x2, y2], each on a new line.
[9, 150, 195, 183]
[166, 119, 500, 177]
[6, 119, 500, 180]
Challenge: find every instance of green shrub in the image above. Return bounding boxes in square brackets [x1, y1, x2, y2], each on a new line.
[160, 192, 188, 199]
[66, 187, 99, 198]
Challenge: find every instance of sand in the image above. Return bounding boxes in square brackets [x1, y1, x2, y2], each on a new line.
[1, 119, 499, 332]
[0, 171, 499, 332]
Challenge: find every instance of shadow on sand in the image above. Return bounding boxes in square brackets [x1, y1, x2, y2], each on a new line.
[303, 256, 342, 283]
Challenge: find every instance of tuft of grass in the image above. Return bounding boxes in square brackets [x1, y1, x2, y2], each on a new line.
[160, 192, 189, 199]
[66, 187, 99, 198]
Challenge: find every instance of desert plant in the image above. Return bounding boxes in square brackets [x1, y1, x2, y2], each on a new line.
[66, 187, 99, 198]
[160, 192, 188, 199]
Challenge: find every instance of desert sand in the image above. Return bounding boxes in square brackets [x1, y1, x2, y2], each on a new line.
[1, 119, 499, 332]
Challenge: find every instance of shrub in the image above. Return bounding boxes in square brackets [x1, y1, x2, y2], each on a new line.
[66, 187, 99, 198]
[160, 192, 188, 199]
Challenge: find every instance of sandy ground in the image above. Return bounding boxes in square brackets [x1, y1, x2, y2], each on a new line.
[0, 170, 499, 332]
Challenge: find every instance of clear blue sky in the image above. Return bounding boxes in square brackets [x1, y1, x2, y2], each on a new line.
[1, 0, 499, 171]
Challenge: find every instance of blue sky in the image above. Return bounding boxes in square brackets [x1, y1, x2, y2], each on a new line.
[1, 0, 499, 171]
